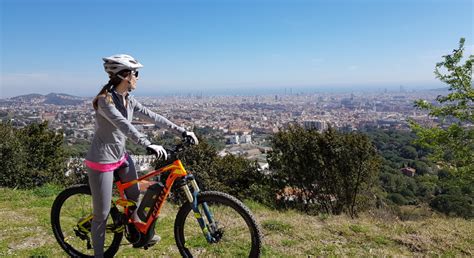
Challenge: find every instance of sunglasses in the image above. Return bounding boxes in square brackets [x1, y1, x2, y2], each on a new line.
[130, 70, 139, 78]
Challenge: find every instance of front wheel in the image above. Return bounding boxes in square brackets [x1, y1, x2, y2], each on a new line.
[50, 184, 123, 257]
[174, 191, 262, 257]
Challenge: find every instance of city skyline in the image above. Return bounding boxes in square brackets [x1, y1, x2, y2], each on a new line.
[1, 83, 448, 99]
[1, 0, 473, 98]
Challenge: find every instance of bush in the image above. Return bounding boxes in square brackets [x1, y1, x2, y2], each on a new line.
[0, 122, 27, 187]
[429, 170, 474, 218]
[430, 194, 473, 218]
[267, 125, 381, 217]
[387, 193, 408, 205]
[0, 122, 67, 188]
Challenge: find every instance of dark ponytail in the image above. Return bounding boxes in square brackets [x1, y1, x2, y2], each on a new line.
[92, 70, 130, 110]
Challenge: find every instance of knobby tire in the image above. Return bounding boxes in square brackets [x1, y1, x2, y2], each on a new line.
[174, 191, 262, 257]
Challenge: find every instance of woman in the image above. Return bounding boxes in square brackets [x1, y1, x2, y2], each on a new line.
[85, 54, 198, 257]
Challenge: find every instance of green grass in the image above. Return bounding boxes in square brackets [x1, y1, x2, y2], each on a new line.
[349, 224, 369, 233]
[0, 185, 473, 256]
[262, 219, 293, 232]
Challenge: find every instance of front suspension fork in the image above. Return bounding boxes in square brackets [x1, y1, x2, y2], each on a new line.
[180, 175, 216, 243]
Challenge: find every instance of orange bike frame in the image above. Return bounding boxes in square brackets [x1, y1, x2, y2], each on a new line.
[114, 159, 188, 234]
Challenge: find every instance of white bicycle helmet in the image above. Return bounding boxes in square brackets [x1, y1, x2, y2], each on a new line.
[102, 54, 143, 76]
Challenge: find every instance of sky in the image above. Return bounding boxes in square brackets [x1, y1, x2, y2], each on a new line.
[0, 0, 472, 97]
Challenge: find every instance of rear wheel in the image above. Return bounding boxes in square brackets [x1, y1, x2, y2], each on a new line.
[51, 184, 123, 257]
[174, 191, 262, 257]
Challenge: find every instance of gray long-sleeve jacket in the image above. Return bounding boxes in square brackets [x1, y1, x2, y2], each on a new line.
[85, 91, 185, 164]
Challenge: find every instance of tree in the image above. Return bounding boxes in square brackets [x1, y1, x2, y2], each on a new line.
[0, 122, 27, 187]
[17, 122, 68, 186]
[410, 38, 474, 218]
[267, 125, 381, 217]
[206, 154, 264, 201]
[411, 38, 473, 173]
[0, 121, 68, 188]
[401, 146, 418, 160]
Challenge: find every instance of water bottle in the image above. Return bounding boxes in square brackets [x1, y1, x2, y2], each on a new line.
[136, 182, 164, 222]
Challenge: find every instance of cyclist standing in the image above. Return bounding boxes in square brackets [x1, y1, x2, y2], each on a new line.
[85, 54, 198, 257]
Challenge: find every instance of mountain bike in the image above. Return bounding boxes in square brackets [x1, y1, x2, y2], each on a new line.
[51, 140, 262, 257]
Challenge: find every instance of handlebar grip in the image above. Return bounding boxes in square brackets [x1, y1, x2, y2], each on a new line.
[146, 148, 155, 156]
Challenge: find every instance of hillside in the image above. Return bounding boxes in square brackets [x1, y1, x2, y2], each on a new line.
[6, 93, 87, 105]
[0, 185, 472, 256]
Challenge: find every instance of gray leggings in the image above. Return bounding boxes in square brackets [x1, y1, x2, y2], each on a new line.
[87, 155, 140, 257]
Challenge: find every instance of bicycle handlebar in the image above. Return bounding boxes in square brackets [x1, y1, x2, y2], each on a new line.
[164, 138, 193, 160]
[146, 136, 194, 162]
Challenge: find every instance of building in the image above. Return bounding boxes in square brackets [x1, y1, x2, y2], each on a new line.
[303, 120, 328, 132]
[400, 167, 416, 177]
[240, 134, 252, 144]
[228, 134, 240, 144]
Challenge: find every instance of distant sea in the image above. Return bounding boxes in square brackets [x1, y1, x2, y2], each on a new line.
[2, 84, 448, 99]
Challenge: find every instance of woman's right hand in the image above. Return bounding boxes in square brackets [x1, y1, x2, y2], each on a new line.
[183, 131, 199, 145]
[146, 144, 168, 160]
